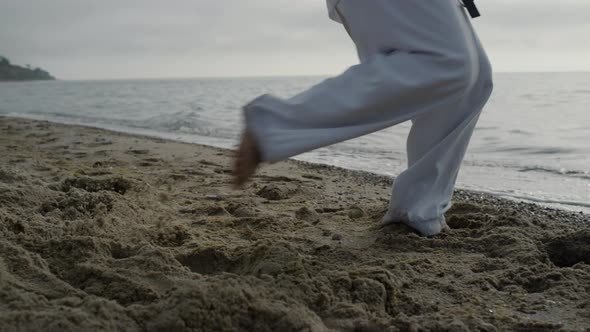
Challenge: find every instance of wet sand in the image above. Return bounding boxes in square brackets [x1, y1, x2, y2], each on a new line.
[1, 116, 589, 331]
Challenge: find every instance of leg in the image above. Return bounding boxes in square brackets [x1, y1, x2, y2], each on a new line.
[241, 0, 479, 163]
[234, 0, 483, 236]
[383, 21, 494, 234]
[243, 52, 473, 163]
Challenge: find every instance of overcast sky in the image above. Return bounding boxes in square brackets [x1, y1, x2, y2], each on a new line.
[1, 0, 589, 80]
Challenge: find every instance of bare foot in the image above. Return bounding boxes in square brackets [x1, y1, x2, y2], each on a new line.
[379, 216, 450, 236]
[232, 131, 261, 188]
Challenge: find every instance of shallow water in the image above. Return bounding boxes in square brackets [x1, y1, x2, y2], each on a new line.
[1, 72, 589, 213]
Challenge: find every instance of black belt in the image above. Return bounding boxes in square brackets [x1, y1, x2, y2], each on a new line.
[463, 0, 481, 18]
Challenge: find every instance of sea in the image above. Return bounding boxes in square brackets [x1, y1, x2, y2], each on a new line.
[1, 72, 589, 214]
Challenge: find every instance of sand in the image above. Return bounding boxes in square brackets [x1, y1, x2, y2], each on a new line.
[0, 116, 589, 332]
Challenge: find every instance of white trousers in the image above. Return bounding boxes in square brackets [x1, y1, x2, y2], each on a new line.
[243, 0, 493, 235]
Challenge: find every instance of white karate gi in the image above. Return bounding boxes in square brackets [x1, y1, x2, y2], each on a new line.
[243, 0, 493, 236]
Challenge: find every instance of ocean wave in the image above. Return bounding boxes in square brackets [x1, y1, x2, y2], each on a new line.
[141, 111, 238, 139]
[493, 146, 576, 155]
[476, 189, 590, 211]
[12, 110, 238, 141]
[518, 166, 590, 179]
[507, 129, 533, 136]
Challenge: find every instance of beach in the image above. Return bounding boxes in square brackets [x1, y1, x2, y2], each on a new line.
[1, 116, 589, 331]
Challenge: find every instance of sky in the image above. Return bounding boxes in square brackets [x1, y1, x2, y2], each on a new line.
[1, 0, 589, 80]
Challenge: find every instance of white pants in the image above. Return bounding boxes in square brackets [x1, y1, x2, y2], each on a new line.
[244, 0, 493, 235]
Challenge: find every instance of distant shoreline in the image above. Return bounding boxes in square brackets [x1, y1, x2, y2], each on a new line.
[0, 79, 57, 82]
[0, 56, 56, 81]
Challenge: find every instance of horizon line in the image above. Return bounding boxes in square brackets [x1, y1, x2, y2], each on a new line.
[49, 70, 590, 82]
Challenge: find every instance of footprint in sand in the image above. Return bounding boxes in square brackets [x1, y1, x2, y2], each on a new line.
[87, 140, 113, 148]
[545, 230, 590, 267]
[38, 137, 58, 144]
[256, 184, 299, 201]
[295, 207, 320, 223]
[126, 149, 150, 156]
[61, 176, 133, 195]
[199, 160, 223, 168]
[72, 152, 88, 158]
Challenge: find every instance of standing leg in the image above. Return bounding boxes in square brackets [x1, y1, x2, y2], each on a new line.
[383, 20, 494, 235]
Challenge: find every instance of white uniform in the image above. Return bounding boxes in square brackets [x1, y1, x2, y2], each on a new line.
[243, 0, 493, 236]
